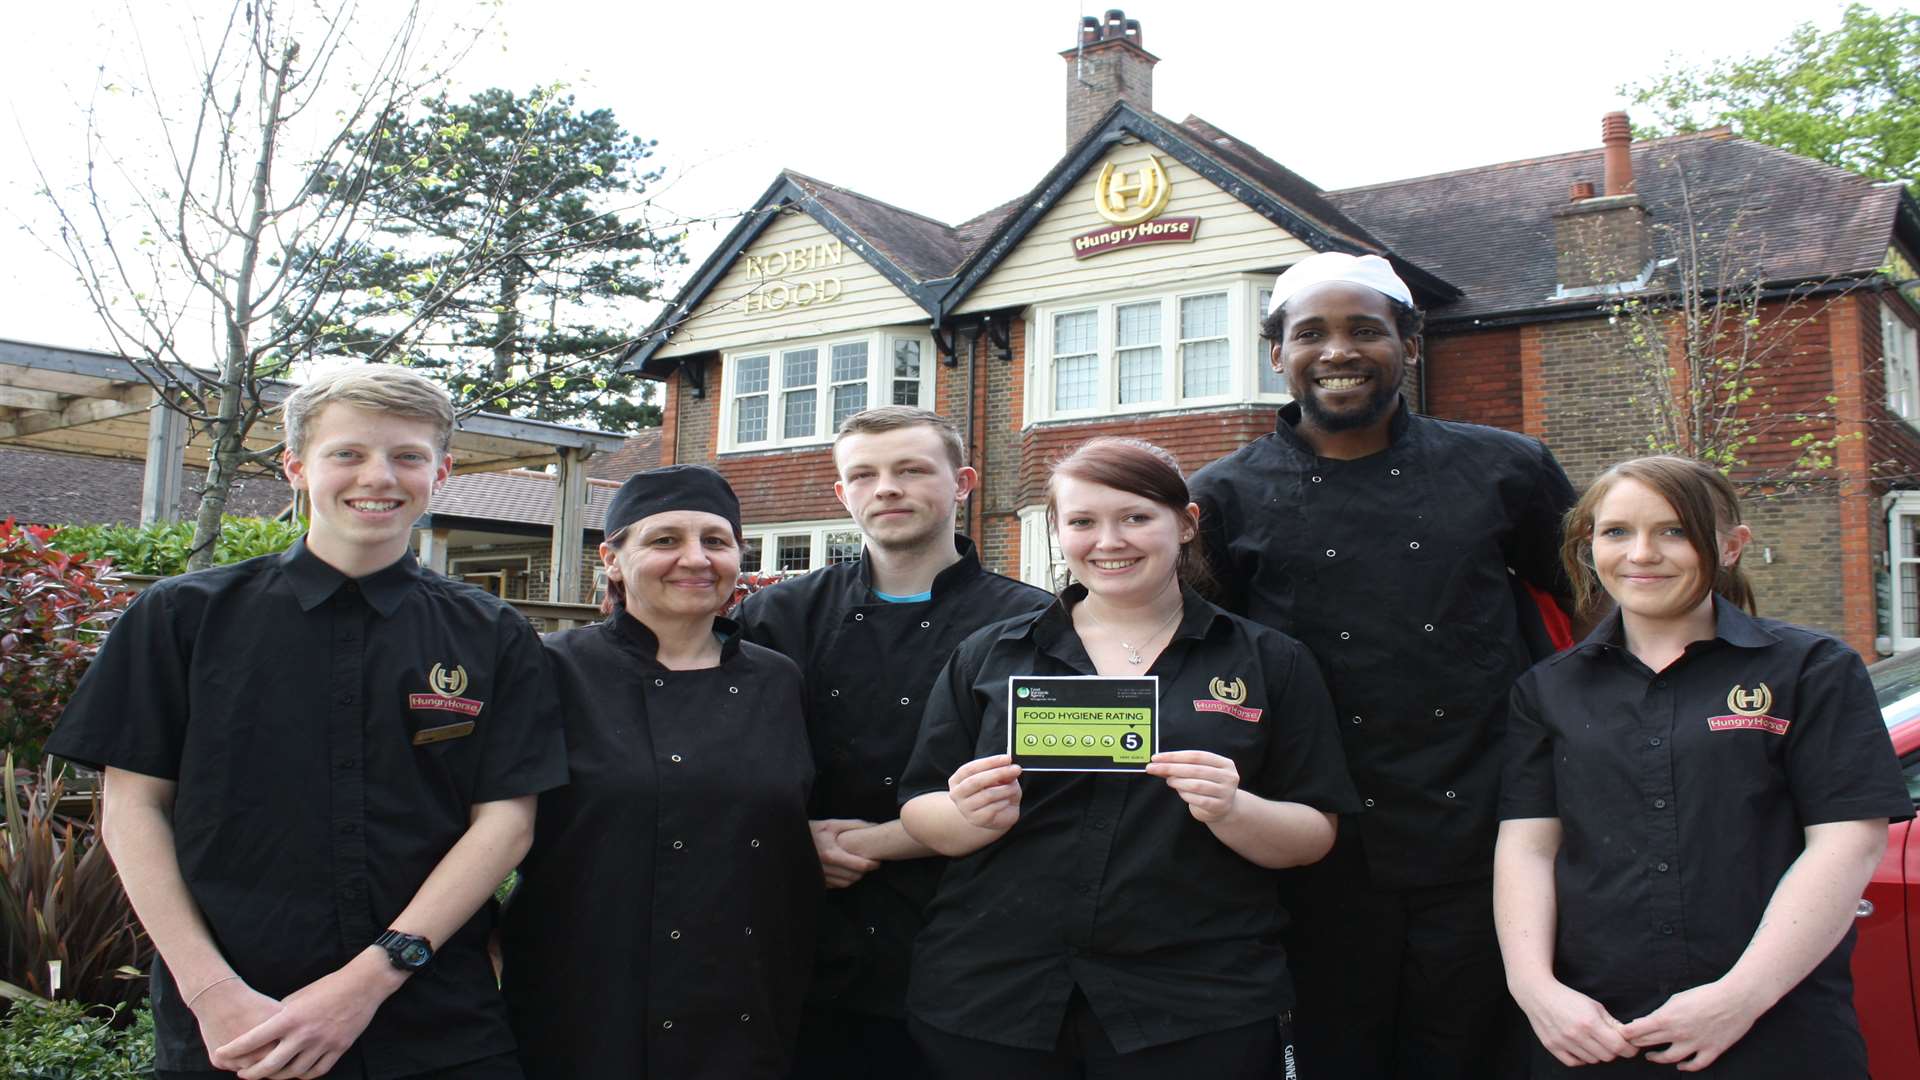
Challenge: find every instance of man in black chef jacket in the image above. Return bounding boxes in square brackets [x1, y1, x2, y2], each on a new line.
[47, 366, 566, 1080]
[735, 406, 1051, 1079]
[1190, 253, 1578, 1080]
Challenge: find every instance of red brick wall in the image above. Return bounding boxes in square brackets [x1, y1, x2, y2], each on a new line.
[1015, 408, 1277, 508]
[658, 369, 680, 466]
[1425, 327, 1523, 431]
[713, 448, 845, 527]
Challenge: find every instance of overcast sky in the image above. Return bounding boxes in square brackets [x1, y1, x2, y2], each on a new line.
[2, 0, 1903, 355]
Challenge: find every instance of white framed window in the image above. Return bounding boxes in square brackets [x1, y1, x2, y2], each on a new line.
[1018, 505, 1067, 592]
[721, 329, 935, 453]
[1026, 277, 1287, 423]
[1255, 286, 1287, 394]
[1886, 305, 1920, 424]
[1891, 493, 1920, 653]
[739, 519, 865, 577]
[891, 339, 925, 406]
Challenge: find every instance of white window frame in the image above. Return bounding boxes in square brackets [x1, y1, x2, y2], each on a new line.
[739, 519, 865, 577]
[1891, 493, 1920, 653]
[1885, 303, 1920, 425]
[720, 329, 935, 453]
[1024, 276, 1289, 425]
[1018, 505, 1067, 592]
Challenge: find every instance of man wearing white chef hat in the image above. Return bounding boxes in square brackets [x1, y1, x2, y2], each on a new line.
[1190, 251, 1580, 1079]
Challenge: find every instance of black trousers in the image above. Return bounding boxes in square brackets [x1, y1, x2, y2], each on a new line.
[158, 1049, 522, 1080]
[787, 1006, 925, 1079]
[909, 990, 1292, 1080]
[1280, 827, 1526, 1080]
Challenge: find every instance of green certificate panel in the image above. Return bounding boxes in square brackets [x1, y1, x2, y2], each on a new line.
[1008, 675, 1158, 772]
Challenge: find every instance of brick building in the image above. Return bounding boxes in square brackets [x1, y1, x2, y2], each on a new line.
[623, 10, 1920, 656]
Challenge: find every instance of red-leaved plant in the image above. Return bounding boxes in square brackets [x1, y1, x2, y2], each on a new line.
[0, 520, 130, 767]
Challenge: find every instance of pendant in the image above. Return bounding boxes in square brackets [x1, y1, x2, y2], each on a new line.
[1123, 644, 1144, 665]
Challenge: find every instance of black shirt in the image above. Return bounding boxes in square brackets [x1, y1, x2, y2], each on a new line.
[734, 537, 1051, 1018]
[1501, 600, 1912, 1068]
[500, 612, 818, 1080]
[898, 585, 1361, 1053]
[1191, 398, 1575, 888]
[46, 540, 567, 1078]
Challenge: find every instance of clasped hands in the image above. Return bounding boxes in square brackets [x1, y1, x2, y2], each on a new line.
[1517, 976, 1760, 1071]
[193, 948, 405, 1079]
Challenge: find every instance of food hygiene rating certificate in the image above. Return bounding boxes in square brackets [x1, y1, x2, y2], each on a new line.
[1008, 675, 1158, 772]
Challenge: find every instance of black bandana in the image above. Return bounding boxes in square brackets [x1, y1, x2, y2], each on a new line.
[605, 465, 742, 537]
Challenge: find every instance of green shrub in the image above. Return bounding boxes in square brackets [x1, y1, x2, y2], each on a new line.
[49, 516, 305, 576]
[0, 997, 154, 1079]
[0, 521, 131, 767]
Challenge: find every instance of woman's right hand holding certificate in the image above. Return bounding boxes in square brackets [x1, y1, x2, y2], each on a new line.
[949, 754, 1023, 833]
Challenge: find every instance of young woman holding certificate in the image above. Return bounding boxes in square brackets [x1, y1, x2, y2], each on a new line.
[898, 436, 1359, 1078]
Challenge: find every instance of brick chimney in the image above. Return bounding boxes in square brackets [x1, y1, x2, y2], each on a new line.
[1553, 112, 1650, 292]
[1062, 10, 1158, 149]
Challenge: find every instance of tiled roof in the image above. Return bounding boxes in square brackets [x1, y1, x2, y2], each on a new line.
[786, 171, 971, 282]
[0, 446, 291, 528]
[1327, 130, 1910, 323]
[585, 428, 662, 481]
[1173, 114, 1396, 258]
[429, 470, 620, 532]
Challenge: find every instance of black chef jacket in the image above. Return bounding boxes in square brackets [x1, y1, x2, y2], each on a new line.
[1501, 600, 1912, 1074]
[500, 612, 818, 1080]
[1190, 398, 1575, 889]
[734, 536, 1051, 1017]
[46, 540, 567, 1078]
[898, 585, 1361, 1053]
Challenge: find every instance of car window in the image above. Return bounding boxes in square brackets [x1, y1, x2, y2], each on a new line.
[1906, 754, 1920, 806]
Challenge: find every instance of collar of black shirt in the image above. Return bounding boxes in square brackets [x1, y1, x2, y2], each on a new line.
[1030, 582, 1227, 669]
[278, 537, 418, 617]
[1272, 394, 1413, 455]
[1558, 594, 1781, 665]
[856, 533, 986, 599]
[604, 608, 746, 667]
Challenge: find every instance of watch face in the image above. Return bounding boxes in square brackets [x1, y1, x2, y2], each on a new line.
[398, 942, 432, 968]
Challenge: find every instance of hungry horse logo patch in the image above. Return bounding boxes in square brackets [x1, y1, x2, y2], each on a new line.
[409, 663, 484, 717]
[1707, 682, 1788, 735]
[1194, 676, 1262, 723]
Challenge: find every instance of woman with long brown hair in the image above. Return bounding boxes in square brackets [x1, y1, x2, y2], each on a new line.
[1495, 455, 1909, 1077]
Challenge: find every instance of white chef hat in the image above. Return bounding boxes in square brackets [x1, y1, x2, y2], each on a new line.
[1266, 253, 1413, 315]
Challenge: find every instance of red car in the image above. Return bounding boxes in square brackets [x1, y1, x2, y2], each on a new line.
[1855, 648, 1920, 1077]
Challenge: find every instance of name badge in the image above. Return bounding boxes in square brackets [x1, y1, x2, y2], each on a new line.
[412, 721, 476, 746]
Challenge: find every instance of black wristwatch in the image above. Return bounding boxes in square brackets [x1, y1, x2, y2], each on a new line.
[374, 929, 434, 973]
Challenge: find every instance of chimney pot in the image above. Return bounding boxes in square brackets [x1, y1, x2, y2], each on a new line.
[1601, 110, 1634, 195]
[1123, 17, 1142, 47]
[1570, 181, 1596, 202]
[1080, 15, 1099, 45]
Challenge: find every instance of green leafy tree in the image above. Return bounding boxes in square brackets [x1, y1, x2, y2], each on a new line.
[1623, 4, 1919, 192]
[300, 86, 683, 431]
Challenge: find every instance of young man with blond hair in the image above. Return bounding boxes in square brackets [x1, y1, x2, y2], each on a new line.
[50, 365, 565, 1079]
[735, 406, 1050, 1079]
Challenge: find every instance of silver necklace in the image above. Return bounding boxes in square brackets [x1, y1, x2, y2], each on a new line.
[1119, 606, 1183, 665]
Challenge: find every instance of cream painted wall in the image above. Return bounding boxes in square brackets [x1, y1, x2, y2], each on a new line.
[952, 139, 1311, 316]
[655, 208, 929, 360]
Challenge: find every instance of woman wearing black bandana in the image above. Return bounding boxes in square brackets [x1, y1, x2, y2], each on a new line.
[500, 465, 818, 1078]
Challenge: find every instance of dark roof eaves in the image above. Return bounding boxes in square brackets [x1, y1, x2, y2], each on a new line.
[622, 173, 797, 377]
[623, 174, 946, 378]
